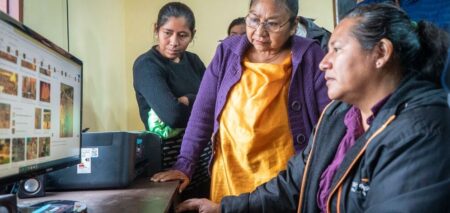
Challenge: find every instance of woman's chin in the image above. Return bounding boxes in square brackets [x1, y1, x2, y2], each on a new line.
[253, 44, 270, 52]
[327, 90, 340, 101]
[165, 54, 180, 61]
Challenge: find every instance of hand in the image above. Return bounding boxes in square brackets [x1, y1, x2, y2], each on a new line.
[151, 170, 190, 193]
[176, 198, 220, 213]
[178, 96, 189, 106]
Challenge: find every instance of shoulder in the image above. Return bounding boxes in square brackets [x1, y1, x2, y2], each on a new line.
[395, 91, 449, 136]
[133, 47, 165, 74]
[218, 35, 249, 57]
[134, 47, 156, 64]
[290, 36, 324, 65]
[184, 51, 204, 64]
[372, 86, 450, 149]
[184, 51, 206, 73]
[291, 36, 323, 55]
[384, 76, 449, 131]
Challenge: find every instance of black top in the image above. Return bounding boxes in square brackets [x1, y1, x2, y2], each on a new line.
[133, 46, 205, 130]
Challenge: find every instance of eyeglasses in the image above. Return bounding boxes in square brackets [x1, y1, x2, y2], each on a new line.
[245, 15, 292, 33]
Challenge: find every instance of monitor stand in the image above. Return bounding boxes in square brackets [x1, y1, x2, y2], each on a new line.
[18, 200, 87, 213]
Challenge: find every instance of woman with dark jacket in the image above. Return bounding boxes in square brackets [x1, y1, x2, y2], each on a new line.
[175, 3, 450, 213]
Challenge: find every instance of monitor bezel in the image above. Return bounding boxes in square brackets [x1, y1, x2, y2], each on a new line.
[0, 11, 83, 186]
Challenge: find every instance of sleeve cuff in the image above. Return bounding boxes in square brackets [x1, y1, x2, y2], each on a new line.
[172, 157, 195, 179]
[221, 194, 250, 213]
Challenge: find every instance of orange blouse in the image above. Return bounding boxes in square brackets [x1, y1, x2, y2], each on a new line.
[211, 54, 295, 202]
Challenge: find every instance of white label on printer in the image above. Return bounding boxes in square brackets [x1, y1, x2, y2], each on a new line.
[77, 148, 92, 174]
[91, 147, 99, 158]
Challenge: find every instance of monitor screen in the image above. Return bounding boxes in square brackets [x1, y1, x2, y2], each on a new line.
[0, 11, 82, 185]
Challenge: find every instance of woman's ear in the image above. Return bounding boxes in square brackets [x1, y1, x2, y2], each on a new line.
[191, 29, 196, 40]
[375, 38, 394, 69]
[153, 23, 158, 35]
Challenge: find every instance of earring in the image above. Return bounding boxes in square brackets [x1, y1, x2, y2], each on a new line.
[376, 62, 381, 67]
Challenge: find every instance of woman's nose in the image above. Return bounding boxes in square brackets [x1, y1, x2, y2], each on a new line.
[169, 35, 179, 46]
[254, 23, 268, 36]
[319, 55, 331, 71]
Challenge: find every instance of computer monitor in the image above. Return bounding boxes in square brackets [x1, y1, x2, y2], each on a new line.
[0, 11, 82, 186]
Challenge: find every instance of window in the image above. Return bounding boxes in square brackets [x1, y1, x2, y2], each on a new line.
[0, 0, 23, 22]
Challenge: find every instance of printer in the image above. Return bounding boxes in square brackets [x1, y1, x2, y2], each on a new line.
[46, 131, 163, 190]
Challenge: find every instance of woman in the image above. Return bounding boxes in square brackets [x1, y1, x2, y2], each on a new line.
[133, 2, 210, 199]
[176, 3, 450, 212]
[133, 2, 205, 138]
[152, 0, 329, 203]
[227, 17, 246, 36]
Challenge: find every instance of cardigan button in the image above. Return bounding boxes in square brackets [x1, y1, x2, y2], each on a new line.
[291, 101, 302, 111]
[296, 134, 306, 146]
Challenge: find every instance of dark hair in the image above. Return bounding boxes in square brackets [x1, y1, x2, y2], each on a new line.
[249, 0, 298, 27]
[345, 3, 449, 85]
[156, 2, 196, 34]
[227, 17, 246, 35]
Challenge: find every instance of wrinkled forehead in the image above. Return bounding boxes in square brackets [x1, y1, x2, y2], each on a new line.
[249, 0, 290, 17]
[250, 0, 286, 8]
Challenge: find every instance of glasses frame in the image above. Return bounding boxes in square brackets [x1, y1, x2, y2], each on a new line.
[245, 15, 293, 33]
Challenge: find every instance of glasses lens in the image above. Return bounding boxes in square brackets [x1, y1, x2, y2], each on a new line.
[245, 15, 290, 32]
[246, 16, 259, 29]
[266, 23, 278, 32]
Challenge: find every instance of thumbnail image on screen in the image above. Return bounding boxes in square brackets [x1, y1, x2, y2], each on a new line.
[35, 108, 41, 129]
[0, 68, 18, 96]
[40, 81, 50, 102]
[22, 76, 37, 100]
[60, 83, 73, 138]
[0, 103, 10, 128]
[0, 138, 10, 164]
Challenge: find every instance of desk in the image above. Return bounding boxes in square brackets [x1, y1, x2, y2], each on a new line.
[18, 178, 180, 213]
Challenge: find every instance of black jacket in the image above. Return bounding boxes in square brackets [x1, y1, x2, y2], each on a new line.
[221, 74, 450, 212]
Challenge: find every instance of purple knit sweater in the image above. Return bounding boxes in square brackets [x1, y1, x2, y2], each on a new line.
[173, 35, 330, 178]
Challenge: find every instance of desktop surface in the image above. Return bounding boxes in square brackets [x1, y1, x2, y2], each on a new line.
[17, 178, 179, 213]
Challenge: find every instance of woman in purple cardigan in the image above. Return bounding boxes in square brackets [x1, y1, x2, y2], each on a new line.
[152, 0, 329, 203]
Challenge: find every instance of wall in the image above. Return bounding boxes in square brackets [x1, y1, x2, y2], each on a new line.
[124, 0, 163, 131]
[24, 0, 334, 132]
[300, 0, 334, 31]
[68, 0, 128, 131]
[23, 0, 68, 49]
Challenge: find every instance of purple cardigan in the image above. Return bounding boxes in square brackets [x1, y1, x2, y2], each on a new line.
[173, 35, 330, 178]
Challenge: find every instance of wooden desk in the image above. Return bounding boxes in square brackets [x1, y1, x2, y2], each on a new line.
[18, 178, 179, 213]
